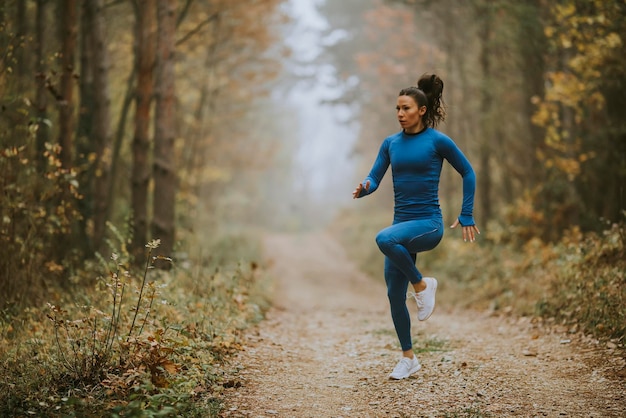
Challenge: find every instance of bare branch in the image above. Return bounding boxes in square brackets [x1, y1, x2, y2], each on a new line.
[175, 13, 218, 46]
[176, 0, 193, 28]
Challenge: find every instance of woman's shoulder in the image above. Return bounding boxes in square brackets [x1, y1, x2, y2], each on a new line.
[426, 127, 451, 140]
[380, 131, 404, 147]
[427, 128, 456, 145]
[385, 131, 404, 141]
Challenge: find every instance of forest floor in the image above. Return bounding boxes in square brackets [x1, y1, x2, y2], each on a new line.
[220, 232, 626, 418]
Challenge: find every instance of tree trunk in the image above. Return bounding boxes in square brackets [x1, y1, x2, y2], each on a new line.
[76, 0, 96, 253]
[106, 68, 136, 236]
[57, 0, 77, 169]
[88, 0, 113, 250]
[15, 0, 28, 92]
[152, 0, 177, 267]
[476, 0, 493, 228]
[35, 0, 49, 173]
[131, 0, 156, 265]
[518, 0, 546, 189]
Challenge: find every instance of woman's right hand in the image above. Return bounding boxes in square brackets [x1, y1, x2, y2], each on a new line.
[450, 218, 480, 242]
[352, 180, 371, 199]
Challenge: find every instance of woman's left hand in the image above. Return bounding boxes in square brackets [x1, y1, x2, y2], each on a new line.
[450, 219, 480, 242]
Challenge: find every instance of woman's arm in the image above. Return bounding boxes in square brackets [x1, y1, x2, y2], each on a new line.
[437, 134, 480, 240]
[353, 138, 391, 198]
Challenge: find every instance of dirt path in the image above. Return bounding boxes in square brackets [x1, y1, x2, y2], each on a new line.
[221, 232, 625, 418]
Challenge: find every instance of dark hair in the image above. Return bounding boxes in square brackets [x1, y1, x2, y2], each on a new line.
[398, 73, 446, 128]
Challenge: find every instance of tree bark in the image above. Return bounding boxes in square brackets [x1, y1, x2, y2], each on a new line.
[76, 0, 96, 253]
[518, 0, 546, 189]
[57, 0, 77, 169]
[152, 0, 177, 267]
[87, 0, 113, 250]
[35, 0, 49, 173]
[15, 0, 28, 92]
[131, 0, 156, 264]
[106, 68, 136, 237]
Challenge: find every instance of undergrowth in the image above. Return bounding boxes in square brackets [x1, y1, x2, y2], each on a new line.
[0, 227, 270, 417]
[330, 208, 626, 344]
[537, 220, 625, 340]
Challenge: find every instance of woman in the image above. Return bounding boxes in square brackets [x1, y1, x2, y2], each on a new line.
[352, 74, 479, 380]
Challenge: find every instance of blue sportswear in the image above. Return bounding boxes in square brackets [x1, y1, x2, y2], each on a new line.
[356, 127, 476, 226]
[357, 127, 476, 352]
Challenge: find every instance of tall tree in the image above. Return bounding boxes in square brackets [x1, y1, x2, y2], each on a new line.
[516, 0, 547, 189]
[131, 0, 156, 263]
[57, 0, 77, 169]
[14, 0, 28, 92]
[75, 0, 96, 252]
[152, 0, 177, 263]
[88, 0, 113, 249]
[35, 0, 49, 173]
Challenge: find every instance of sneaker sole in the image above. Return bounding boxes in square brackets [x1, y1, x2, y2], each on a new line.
[418, 278, 437, 321]
[389, 363, 422, 380]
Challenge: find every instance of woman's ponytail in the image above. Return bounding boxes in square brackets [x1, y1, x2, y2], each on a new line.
[416, 73, 446, 128]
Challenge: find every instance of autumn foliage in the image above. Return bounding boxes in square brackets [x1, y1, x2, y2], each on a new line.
[1, 0, 282, 415]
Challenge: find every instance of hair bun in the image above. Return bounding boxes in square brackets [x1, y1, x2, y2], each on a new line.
[417, 73, 443, 97]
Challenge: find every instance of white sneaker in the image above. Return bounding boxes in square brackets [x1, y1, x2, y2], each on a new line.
[410, 277, 438, 321]
[389, 356, 421, 380]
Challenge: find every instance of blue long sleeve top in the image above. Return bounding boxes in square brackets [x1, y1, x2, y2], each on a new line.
[357, 128, 476, 226]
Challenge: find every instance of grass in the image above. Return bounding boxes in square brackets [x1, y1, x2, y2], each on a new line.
[372, 327, 450, 355]
[412, 335, 449, 354]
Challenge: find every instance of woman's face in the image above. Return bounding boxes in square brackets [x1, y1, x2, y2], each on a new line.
[396, 95, 426, 133]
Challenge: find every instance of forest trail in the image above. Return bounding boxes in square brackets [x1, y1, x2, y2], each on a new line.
[221, 232, 625, 418]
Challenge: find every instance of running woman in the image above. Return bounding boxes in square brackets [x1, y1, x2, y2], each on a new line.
[352, 74, 480, 380]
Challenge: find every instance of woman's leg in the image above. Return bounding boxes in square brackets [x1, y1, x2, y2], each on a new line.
[376, 218, 444, 285]
[380, 218, 443, 349]
[384, 255, 415, 352]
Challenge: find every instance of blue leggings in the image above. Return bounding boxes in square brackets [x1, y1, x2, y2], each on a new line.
[375, 218, 444, 351]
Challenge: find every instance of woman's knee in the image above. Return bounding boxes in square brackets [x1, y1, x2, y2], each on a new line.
[376, 229, 393, 252]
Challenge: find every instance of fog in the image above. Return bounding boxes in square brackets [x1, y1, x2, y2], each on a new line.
[266, 0, 361, 229]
